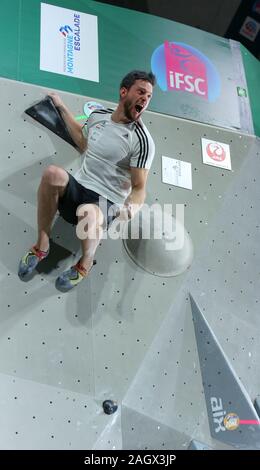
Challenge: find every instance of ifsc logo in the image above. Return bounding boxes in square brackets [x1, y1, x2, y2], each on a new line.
[151, 41, 221, 102]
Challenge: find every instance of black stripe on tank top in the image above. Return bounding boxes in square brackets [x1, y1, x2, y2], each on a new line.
[90, 109, 113, 115]
[134, 122, 149, 168]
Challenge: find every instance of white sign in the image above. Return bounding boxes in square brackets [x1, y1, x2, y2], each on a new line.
[239, 16, 260, 42]
[40, 3, 99, 82]
[162, 156, 192, 190]
[201, 138, 232, 170]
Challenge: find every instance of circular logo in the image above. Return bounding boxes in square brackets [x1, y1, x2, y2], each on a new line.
[224, 413, 240, 431]
[206, 142, 226, 162]
[151, 41, 221, 102]
[84, 101, 105, 118]
[245, 20, 257, 33]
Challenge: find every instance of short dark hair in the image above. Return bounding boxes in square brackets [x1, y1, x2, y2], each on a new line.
[120, 70, 156, 90]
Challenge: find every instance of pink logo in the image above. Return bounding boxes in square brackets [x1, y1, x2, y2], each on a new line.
[206, 143, 226, 162]
[164, 41, 208, 99]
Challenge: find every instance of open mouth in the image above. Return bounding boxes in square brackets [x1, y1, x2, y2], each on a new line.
[135, 104, 143, 113]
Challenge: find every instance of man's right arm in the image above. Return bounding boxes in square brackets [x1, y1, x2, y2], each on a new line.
[48, 92, 87, 154]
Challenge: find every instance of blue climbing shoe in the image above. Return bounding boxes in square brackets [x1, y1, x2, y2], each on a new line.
[56, 260, 96, 291]
[18, 245, 49, 278]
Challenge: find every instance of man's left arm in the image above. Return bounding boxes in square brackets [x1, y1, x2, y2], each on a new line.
[124, 167, 149, 219]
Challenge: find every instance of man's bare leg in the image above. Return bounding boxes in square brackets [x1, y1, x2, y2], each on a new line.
[18, 165, 69, 277]
[37, 165, 69, 251]
[56, 204, 104, 289]
[78, 203, 104, 270]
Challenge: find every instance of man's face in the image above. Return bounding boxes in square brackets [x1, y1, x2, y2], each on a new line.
[120, 79, 153, 122]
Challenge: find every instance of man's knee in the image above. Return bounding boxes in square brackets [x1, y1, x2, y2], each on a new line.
[42, 165, 68, 187]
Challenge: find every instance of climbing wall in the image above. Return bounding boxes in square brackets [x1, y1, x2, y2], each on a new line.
[0, 77, 259, 449]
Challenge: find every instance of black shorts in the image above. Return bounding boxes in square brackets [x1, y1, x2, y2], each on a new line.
[58, 173, 118, 228]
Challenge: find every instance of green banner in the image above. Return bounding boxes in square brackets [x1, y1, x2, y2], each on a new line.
[1, 0, 254, 132]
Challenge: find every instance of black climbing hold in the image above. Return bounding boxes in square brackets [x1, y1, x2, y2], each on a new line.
[25, 96, 77, 148]
[102, 400, 118, 415]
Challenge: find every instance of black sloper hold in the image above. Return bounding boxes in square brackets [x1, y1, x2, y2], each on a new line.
[25, 96, 78, 148]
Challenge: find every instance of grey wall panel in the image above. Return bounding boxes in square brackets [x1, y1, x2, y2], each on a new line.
[122, 405, 191, 450]
[190, 294, 260, 449]
[0, 372, 120, 450]
[0, 77, 258, 448]
[122, 292, 210, 447]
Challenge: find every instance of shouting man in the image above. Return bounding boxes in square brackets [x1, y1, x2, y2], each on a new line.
[18, 70, 156, 290]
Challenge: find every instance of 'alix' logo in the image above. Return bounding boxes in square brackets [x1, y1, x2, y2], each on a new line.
[151, 41, 221, 102]
[59, 25, 73, 37]
[210, 397, 226, 433]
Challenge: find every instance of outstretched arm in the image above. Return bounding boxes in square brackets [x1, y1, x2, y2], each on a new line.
[48, 92, 87, 153]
